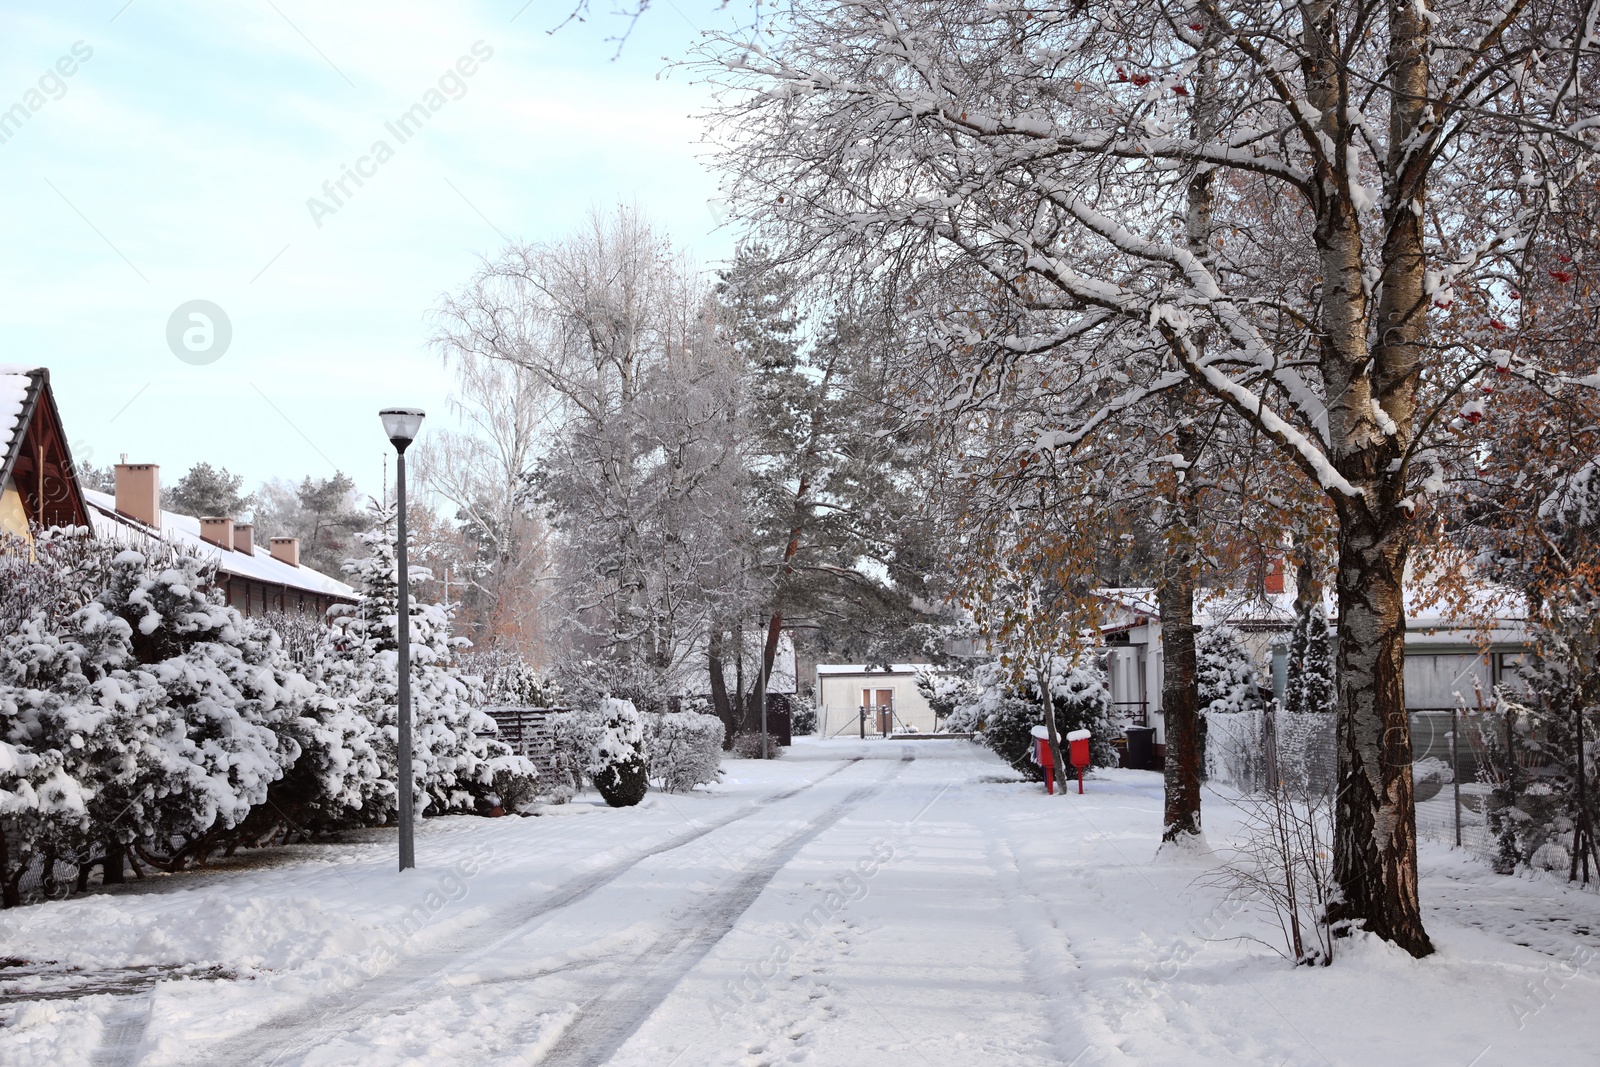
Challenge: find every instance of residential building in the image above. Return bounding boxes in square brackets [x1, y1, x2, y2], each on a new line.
[1098, 570, 1527, 761]
[86, 464, 353, 618]
[0, 365, 91, 538]
[1, 364, 352, 618]
[814, 664, 942, 736]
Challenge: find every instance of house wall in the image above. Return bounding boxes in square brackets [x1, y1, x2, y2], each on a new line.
[220, 574, 339, 620]
[0, 478, 30, 540]
[1110, 625, 1526, 748]
[816, 673, 939, 736]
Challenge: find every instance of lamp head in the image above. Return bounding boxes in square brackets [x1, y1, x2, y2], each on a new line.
[379, 408, 426, 452]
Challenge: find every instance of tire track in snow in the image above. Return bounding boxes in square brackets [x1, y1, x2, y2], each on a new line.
[984, 828, 1104, 1065]
[180, 758, 866, 1067]
[531, 751, 916, 1067]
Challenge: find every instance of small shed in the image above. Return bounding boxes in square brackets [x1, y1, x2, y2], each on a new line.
[814, 663, 942, 737]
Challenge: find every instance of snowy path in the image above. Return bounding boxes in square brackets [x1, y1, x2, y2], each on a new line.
[3, 739, 1599, 1066]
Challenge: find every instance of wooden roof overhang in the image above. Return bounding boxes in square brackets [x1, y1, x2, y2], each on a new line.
[1, 368, 90, 530]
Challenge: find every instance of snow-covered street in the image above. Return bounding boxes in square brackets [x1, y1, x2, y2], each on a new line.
[3, 738, 1598, 1067]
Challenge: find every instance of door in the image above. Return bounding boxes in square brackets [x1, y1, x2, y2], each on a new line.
[875, 689, 895, 732]
[861, 688, 896, 732]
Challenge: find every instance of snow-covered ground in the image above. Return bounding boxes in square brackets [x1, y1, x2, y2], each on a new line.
[2, 738, 1597, 1066]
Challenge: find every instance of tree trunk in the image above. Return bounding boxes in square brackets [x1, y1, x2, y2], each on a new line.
[1029, 659, 1061, 789]
[1309, 0, 1433, 959]
[708, 628, 738, 750]
[1161, 37, 1215, 844]
[102, 840, 126, 885]
[1160, 552, 1203, 841]
[0, 825, 18, 909]
[1326, 512, 1432, 956]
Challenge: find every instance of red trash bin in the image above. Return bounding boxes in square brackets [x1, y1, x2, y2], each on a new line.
[1066, 729, 1091, 793]
[1030, 725, 1054, 794]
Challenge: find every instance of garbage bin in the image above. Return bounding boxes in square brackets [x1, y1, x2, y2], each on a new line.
[1126, 726, 1156, 770]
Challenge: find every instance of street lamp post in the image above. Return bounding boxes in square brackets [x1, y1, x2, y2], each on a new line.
[757, 614, 769, 760]
[380, 407, 425, 872]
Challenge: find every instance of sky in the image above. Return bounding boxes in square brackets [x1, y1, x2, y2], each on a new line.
[1, 0, 750, 503]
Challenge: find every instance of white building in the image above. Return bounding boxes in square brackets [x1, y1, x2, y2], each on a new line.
[1098, 575, 1527, 760]
[814, 664, 942, 737]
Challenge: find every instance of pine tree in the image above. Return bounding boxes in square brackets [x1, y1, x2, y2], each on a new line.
[1197, 624, 1267, 788]
[1284, 603, 1336, 715]
[316, 508, 531, 818]
[1197, 625, 1263, 715]
[165, 462, 254, 519]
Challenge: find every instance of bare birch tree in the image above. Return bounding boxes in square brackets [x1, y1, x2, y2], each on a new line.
[436, 208, 746, 703]
[706, 0, 1600, 955]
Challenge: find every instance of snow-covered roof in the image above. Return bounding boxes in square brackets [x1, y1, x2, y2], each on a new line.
[816, 663, 936, 676]
[83, 488, 354, 600]
[0, 365, 38, 470]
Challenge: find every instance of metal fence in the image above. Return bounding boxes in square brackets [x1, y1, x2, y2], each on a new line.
[1206, 705, 1500, 858]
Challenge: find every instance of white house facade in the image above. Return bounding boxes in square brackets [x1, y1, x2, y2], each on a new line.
[1098, 578, 1527, 760]
[814, 664, 942, 737]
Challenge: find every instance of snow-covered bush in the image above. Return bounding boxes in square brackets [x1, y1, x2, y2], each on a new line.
[914, 665, 977, 731]
[732, 731, 784, 759]
[981, 696, 1047, 781]
[955, 657, 1119, 778]
[1047, 658, 1120, 767]
[1481, 676, 1595, 876]
[314, 513, 534, 819]
[646, 709, 724, 792]
[587, 698, 648, 806]
[0, 533, 336, 898]
[790, 693, 818, 736]
[461, 648, 562, 708]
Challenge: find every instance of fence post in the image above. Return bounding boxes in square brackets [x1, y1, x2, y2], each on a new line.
[1451, 707, 1462, 848]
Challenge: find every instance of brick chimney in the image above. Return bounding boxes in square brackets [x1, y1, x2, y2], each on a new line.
[233, 524, 254, 554]
[113, 463, 161, 529]
[269, 537, 300, 567]
[1264, 555, 1285, 596]
[199, 517, 234, 551]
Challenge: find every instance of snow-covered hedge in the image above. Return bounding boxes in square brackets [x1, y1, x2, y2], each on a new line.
[646, 709, 724, 793]
[1, 533, 312, 903]
[0, 522, 532, 906]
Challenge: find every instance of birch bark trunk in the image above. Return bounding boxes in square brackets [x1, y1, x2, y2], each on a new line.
[1312, 0, 1433, 957]
[1160, 34, 1215, 843]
